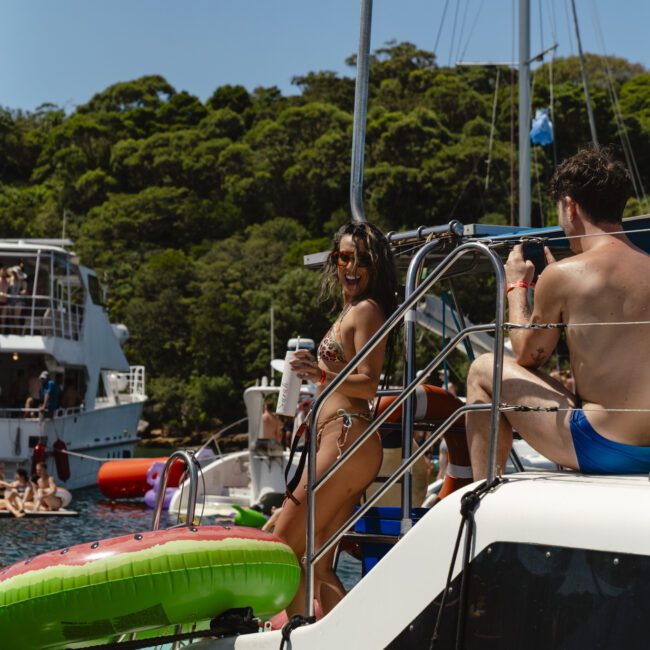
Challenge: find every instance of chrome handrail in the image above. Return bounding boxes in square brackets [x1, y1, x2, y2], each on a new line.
[151, 450, 199, 531]
[304, 241, 507, 615]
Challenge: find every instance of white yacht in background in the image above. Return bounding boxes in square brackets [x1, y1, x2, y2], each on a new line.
[0, 239, 146, 489]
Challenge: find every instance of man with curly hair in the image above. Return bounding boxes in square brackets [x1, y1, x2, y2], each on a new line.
[466, 146, 650, 478]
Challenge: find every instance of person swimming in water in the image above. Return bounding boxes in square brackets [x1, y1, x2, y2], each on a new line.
[272, 221, 398, 616]
[466, 146, 650, 478]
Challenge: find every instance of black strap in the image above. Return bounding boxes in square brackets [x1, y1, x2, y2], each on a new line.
[79, 607, 259, 649]
[284, 413, 311, 504]
[279, 614, 317, 650]
[429, 478, 502, 650]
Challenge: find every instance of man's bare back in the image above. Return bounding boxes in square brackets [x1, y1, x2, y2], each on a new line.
[466, 147, 648, 479]
[557, 239, 650, 444]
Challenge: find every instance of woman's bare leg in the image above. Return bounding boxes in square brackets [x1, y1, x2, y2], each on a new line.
[274, 417, 382, 616]
[5, 491, 24, 518]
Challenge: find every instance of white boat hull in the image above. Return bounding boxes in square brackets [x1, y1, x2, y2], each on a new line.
[195, 472, 650, 648]
[0, 400, 144, 490]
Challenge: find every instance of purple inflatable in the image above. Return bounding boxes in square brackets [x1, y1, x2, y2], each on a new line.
[143, 460, 177, 509]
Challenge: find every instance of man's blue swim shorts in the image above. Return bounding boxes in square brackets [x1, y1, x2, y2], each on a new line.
[570, 408, 650, 474]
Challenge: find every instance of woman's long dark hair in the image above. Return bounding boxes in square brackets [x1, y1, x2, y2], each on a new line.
[320, 221, 399, 319]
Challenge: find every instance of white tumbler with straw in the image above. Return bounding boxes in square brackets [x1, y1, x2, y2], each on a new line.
[276, 338, 302, 417]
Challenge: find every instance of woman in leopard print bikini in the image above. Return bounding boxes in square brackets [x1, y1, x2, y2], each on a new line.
[274, 221, 398, 617]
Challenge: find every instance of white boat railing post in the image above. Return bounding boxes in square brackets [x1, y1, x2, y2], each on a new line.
[400, 225, 462, 533]
[29, 250, 41, 335]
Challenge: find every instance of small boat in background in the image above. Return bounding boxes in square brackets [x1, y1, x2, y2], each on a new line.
[169, 339, 316, 519]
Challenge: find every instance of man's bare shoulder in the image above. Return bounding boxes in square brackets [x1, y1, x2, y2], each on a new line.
[535, 258, 573, 294]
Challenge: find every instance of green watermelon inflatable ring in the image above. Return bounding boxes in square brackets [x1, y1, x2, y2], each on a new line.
[0, 525, 300, 649]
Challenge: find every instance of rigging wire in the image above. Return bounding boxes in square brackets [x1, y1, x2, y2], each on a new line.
[562, 0, 576, 56]
[532, 145, 546, 226]
[509, 0, 516, 225]
[485, 69, 501, 191]
[538, 0, 545, 60]
[434, 0, 452, 60]
[453, 0, 471, 65]
[544, 0, 559, 167]
[458, 0, 486, 62]
[588, 0, 647, 207]
[548, 54, 558, 167]
[544, 0, 559, 169]
[448, 0, 462, 66]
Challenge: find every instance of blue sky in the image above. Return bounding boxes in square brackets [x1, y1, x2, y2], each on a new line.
[2, 0, 648, 113]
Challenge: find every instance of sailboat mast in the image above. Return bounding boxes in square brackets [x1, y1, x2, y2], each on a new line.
[518, 0, 531, 228]
[570, 0, 599, 147]
[350, 0, 373, 223]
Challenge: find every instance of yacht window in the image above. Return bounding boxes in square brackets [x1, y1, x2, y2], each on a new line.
[96, 373, 107, 400]
[87, 275, 104, 306]
[389, 542, 650, 649]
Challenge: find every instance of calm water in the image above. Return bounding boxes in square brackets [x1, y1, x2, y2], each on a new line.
[0, 486, 362, 589]
[0, 486, 170, 567]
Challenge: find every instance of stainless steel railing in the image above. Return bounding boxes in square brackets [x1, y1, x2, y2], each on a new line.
[304, 241, 507, 615]
[151, 450, 199, 531]
[0, 295, 84, 340]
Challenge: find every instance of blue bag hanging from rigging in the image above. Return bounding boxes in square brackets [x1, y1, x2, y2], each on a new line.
[530, 108, 554, 146]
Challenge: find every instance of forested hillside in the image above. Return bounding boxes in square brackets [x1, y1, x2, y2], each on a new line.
[1, 42, 648, 432]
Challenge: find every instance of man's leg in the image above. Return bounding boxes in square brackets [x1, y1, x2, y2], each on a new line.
[466, 354, 580, 480]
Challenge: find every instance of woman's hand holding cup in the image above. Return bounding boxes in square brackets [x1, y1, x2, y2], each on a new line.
[290, 350, 320, 381]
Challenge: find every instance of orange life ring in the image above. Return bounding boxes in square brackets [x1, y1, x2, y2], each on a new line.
[376, 384, 463, 423]
[376, 384, 473, 500]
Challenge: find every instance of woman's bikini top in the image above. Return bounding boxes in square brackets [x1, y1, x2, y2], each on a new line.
[317, 305, 351, 364]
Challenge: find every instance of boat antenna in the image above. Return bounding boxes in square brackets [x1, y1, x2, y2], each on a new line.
[569, 0, 599, 147]
[350, 0, 372, 223]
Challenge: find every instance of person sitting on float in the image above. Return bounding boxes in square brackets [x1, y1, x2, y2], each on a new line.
[2, 468, 31, 518]
[32, 461, 62, 512]
[273, 221, 398, 617]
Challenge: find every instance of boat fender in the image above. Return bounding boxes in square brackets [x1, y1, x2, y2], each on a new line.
[376, 384, 473, 499]
[53, 439, 70, 482]
[31, 441, 46, 474]
[55, 488, 73, 508]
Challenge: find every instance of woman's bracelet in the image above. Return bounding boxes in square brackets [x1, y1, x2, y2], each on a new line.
[318, 369, 327, 386]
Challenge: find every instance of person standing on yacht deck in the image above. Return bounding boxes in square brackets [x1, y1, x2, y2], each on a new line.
[466, 147, 650, 478]
[260, 399, 283, 445]
[273, 221, 398, 616]
[39, 371, 61, 417]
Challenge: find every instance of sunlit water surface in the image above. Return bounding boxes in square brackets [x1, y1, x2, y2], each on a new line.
[0, 486, 362, 589]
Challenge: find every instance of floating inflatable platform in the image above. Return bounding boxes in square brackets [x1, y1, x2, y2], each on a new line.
[0, 525, 299, 650]
[0, 508, 78, 518]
